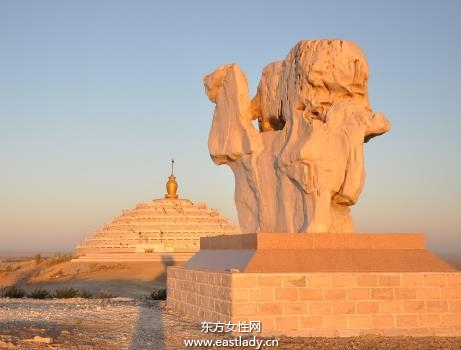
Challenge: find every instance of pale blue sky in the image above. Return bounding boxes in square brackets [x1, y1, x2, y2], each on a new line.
[1, 1, 460, 257]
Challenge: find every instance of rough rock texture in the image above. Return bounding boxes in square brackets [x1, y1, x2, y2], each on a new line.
[205, 39, 391, 233]
[205, 64, 264, 233]
[2, 298, 460, 349]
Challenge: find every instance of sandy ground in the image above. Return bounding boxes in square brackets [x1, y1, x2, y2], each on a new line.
[1, 298, 461, 350]
[0, 259, 177, 298]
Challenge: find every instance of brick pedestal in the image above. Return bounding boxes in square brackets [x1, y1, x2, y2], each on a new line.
[167, 233, 461, 336]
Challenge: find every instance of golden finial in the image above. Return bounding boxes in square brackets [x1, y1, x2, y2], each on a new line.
[165, 158, 178, 199]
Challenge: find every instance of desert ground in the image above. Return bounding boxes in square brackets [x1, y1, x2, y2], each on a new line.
[1, 298, 461, 350]
[0, 256, 176, 299]
[1, 257, 460, 349]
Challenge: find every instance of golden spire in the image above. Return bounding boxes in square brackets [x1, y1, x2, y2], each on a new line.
[165, 158, 178, 199]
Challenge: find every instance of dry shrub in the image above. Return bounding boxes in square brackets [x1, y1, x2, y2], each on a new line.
[2, 286, 26, 298]
[150, 289, 167, 300]
[54, 287, 78, 298]
[28, 288, 51, 299]
[46, 253, 73, 266]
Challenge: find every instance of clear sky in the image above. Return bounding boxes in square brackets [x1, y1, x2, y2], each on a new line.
[1, 0, 460, 257]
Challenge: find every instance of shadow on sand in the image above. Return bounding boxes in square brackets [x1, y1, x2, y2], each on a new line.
[130, 254, 176, 350]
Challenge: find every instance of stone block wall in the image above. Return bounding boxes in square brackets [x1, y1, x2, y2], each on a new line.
[167, 267, 461, 336]
[167, 267, 233, 322]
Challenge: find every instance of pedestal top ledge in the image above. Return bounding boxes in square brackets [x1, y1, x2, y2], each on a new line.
[188, 233, 456, 272]
[200, 233, 426, 250]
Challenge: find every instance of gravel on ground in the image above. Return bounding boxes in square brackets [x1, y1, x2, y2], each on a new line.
[1, 298, 460, 350]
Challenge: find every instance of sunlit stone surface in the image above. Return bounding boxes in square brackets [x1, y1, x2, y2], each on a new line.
[205, 39, 391, 234]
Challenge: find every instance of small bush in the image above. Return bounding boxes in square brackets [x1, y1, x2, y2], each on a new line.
[5, 265, 13, 273]
[79, 289, 92, 299]
[98, 289, 113, 299]
[2, 286, 26, 298]
[46, 253, 73, 266]
[27, 288, 51, 299]
[34, 253, 42, 265]
[150, 289, 167, 300]
[54, 287, 78, 298]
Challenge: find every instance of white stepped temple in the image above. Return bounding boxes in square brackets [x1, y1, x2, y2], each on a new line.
[75, 160, 238, 262]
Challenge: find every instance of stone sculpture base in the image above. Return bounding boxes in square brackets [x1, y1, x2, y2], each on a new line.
[167, 233, 461, 336]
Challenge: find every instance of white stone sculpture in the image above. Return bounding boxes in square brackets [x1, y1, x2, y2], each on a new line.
[205, 39, 391, 233]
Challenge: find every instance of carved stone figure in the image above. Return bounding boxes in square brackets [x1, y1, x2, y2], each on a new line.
[204, 64, 264, 233]
[205, 39, 391, 233]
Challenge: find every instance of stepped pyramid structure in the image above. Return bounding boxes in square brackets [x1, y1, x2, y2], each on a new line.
[75, 160, 239, 262]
